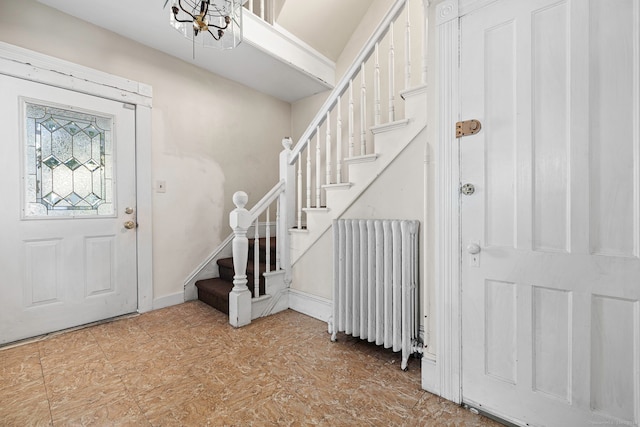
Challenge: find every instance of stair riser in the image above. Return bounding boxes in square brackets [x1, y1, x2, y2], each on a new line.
[197, 288, 229, 315]
[218, 266, 266, 297]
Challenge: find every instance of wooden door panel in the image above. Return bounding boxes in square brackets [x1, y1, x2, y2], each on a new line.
[461, 0, 640, 425]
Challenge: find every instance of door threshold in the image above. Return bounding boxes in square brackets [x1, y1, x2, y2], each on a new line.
[462, 402, 521, 427]
[0, 312, 140, 351]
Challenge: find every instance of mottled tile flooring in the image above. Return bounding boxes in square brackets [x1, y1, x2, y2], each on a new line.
[0, 302, 501, 426]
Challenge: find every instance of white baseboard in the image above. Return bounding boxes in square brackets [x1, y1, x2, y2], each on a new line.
[421, 355, 441, 395]
[288, 289, 332, 323]
[152, 292, 185, 310]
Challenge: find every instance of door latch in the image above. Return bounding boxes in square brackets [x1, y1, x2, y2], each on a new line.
[460, 183, 475, 195]
[456, 119, 482, 138]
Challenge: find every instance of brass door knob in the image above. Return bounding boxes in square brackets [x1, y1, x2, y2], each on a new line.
[124, 220, 136, 229]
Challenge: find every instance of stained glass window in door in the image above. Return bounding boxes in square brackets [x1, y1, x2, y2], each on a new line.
[24, 102, 114, 217]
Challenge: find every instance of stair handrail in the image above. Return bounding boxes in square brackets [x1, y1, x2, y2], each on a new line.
[249, 179, 285, 222]
[288, 0, 407, 165]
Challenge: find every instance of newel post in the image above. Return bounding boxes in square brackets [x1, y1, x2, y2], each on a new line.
[279, 138, 295, 285]
[229, 191, 252, 327]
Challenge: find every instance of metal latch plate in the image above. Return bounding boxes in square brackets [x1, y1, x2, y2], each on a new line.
[456, 119, 482, 138]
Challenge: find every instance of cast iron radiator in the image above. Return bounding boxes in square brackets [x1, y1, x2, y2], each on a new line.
[329, 219, 421, 370]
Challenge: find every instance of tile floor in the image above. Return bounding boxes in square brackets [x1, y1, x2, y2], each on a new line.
[0, 301, 502, 426]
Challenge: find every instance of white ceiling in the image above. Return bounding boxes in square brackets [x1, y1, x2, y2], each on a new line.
[36, 0, 351, 103]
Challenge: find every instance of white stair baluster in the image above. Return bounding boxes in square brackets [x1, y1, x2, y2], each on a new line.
[389, 22, 395, 122]
[306, 143, 311, 209]
[422, 0, 430, 85]
[248, 0, 253, 14]
[265, 207, 271, 273]
[348, 79, 355, 158]
[275, 201, 281, 270]
[405, 2, 411, 90]
[315, 128, 321, 207]
[297, 158, 302, 229]
[360, 63, 367, 155]
[374, 43, 381, 126]
[326, 112, 331, 186]
[254, 217, 260, 298]
[270, 0, 275, 24]
[336, 96, 343, 183]
[260, 0, 265, 20]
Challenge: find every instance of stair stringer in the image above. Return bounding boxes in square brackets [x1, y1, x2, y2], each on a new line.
[251, 270, 289, 319]
[290, 86, 427, 266]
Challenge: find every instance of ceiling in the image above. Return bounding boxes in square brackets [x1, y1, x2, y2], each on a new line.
[37, 0, 371, 103]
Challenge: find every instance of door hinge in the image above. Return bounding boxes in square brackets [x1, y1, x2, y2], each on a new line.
[456, 119, 481, 138]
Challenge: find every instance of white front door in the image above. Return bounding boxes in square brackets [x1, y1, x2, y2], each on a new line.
[460, 0, 640, 426]
[0, 74, 138, 344]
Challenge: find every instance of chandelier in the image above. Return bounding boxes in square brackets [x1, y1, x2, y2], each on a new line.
[166, 0, 244, 50]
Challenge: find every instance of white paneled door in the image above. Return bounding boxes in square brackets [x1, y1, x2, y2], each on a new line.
[460, 0, 640, 426]
[0, 74, 138, 344]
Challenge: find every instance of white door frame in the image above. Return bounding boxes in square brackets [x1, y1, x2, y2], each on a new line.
[426, 0, 500, 404]
[0, 41, 154, 313]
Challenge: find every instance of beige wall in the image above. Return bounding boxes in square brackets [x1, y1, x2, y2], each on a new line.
[0, 0, 291, 302]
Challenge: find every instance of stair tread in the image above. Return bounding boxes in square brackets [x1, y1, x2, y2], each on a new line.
[217, 257, 274, 274]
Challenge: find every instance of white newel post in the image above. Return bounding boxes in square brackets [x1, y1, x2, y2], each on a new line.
[279, 138, 295, 285]
[229, 191, 252, 327]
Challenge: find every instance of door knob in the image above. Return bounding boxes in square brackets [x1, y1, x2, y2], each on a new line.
[461, 183, 475, 195]
[124, 220, 136, 230]
[467, 243, 481, 254]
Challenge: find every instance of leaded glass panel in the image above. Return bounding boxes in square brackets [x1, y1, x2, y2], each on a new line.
[24, 102, 114, 218]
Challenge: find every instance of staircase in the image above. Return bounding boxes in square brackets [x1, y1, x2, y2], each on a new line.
[183, 0, 430, 328]
[195, 237, 276, 315]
